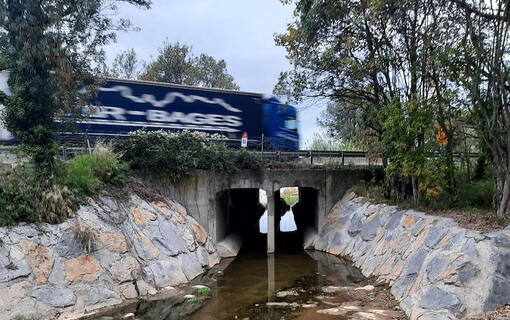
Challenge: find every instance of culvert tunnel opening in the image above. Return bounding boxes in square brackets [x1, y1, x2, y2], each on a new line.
[216, 187, 319, 255]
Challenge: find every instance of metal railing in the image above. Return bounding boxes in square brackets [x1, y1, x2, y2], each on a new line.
[0, 141, 480, 167]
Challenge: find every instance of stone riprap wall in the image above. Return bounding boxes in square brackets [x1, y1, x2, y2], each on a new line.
[314, 193, 510, 320]
[0, 193, 219, 320]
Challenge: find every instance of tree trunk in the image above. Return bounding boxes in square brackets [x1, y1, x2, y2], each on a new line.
[382, 154, 391, 199]
[497, 174, 510, 219]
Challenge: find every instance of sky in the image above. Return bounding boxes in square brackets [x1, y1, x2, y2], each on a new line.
[106, 0, 325, 147]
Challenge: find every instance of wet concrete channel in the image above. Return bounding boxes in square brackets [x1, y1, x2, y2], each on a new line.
[86, 236, 406, 320]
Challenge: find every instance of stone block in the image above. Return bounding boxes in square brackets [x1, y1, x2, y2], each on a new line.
[420, 287, 464, 316]
[0, 281, 32, 311]
[20, 240, 53, 284]
[32, 288, 76, 307]
[144, 258, 187, 288]
[180, 253, 203, 281]
[386, 211, 405, 230]
[361, 215, 380, 241]
[65, 255, 103, 285]
[484, 276, 510, 312]
[425, 227, 448, 248]
[110, 255, 140, 283]
[98, 232, 129, 254]
[88, 286, 117, 305]
[407, 249, 428, 275]
[426, 255, 449, 281]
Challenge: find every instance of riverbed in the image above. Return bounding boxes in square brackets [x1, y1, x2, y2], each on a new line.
[85, 248, 406, 320]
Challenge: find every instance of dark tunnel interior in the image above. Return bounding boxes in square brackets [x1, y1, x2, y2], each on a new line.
[215, 187, 319, 254]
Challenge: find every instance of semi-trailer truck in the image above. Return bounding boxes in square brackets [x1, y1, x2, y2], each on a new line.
[0, 71, 299, 150]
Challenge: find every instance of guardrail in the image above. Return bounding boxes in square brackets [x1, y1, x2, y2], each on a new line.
[0, 144, 479, 166]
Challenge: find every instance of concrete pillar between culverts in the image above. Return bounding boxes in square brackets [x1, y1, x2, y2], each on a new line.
[267, 192, 275, 254]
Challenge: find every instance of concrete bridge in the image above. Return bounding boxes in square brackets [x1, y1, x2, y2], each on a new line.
[142, 168, 378, 253]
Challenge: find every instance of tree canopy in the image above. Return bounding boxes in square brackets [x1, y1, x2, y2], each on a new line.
[276, 0, 510, 218]
[0, 0, 151, 172]
[138, 42, 240, 90]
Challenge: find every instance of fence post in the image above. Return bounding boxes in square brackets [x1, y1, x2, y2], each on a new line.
[87, 139, 92, 155]
[341, 151, 345, 166]
[261, 134, 264, 161]
[309, 150, 313, 165]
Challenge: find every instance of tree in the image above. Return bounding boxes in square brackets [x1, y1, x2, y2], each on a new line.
[451, 0, 510, 218]
[0, 0, 151, 173]
[140, 42, 239, 90]
[109, 48, 142, 80]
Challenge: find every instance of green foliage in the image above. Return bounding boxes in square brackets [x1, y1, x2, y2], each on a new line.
[186, 297, 199, 304]
[0, 144, 127, 227]
[197, 287, 210, 296]
[139, 42, 239, 90]
[115, 130, 262, 182]
[57, 144, 128, 199]
[0, 0, 151, 173]
[0, 167, 40, 226]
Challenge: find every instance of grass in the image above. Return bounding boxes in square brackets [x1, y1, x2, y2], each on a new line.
[281, 188, 298, 207]
[0, 142, 128, 227]
[197, 287, 210, 296]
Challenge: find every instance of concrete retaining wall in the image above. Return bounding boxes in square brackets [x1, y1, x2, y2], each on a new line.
[314, 193, 510, 319]
[0, 193, 219, 320]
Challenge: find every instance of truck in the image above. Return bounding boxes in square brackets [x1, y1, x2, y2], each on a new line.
[0, 71, 300, 150]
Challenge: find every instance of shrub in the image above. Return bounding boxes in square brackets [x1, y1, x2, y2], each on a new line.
[57, 142, 128, 198]
[115, 130, 262, 182]
[0, 166, 39, 226]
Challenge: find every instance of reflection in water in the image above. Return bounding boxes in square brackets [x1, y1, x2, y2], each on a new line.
[185, 251, 365, 320]
[84, 250, 400, 320]
[259, 209, 298, 233]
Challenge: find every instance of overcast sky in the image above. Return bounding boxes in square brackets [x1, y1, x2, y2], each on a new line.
[106, 0, 324, 147]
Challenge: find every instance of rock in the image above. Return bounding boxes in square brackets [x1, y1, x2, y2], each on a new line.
[88, 286, 117, 305]
[170, 200, 187, 216]
[32, 288, 76, 307]
[132, 208, 156, 225]
[137, 279, 157, 296]
[322, 286, 350, 293]
[196, 246, 209, 268]
[462, 238, 478, 258]
[391, 274, 416, 300]
[457, 262, 478, 284]
[148, 220, 187, 256]
[386, 211, 405, 230]
[20, 240, 53, 284]
[495, 253, 510, 279]
[48, 257, 66, 286]
[348, 213, 363, 236]
[420, 287, 464, 316]
[425, 227, 448, 248]
[98, 232, 129, 254]
[361, 215, 380, 241]
[484, 276, 510, 312]
[152, 201, 174, 218]
[144, 258, 187, 288]
[110, 256, 140, 283]
[0, 281, 32, 311]
[0, 258, 31, 283]
[120, 283, 138, 299]
[403, 215, 418, 228]
[192, 220, 207, 245]
[133, 230, 160, 261]
[65, 255, 103, 285]
[491, 232, 510, 247]
[426, 255, 450, 281]
[354, 285, 375, 291]
[276, 290, 299, 297]
[55, 231, 86, 259]
[180, 253, 203, 281]
[407, 249, 428, 275]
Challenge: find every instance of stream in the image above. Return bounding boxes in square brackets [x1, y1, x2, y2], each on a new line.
[86, 244, 405, 320]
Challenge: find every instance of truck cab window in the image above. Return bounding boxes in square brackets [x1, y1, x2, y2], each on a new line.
[285, 118, 297, 131]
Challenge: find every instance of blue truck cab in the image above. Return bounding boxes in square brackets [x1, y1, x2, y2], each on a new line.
[263, 96, 299, 150]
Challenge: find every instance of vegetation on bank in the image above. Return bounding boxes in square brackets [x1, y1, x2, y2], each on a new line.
[275, 0, 508, 220]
